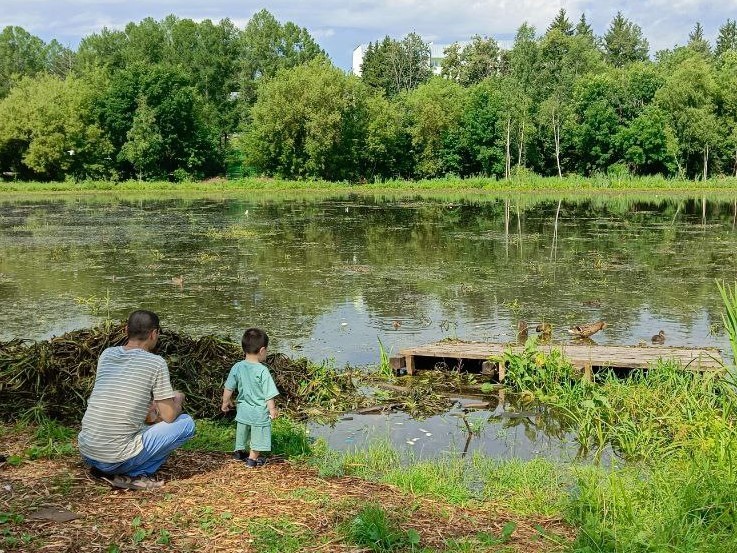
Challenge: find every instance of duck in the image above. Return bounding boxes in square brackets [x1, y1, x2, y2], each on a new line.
[535, 322, 552, 335]
[568, 321, 607, 338]
[171, 275, 184, 287]
[651, 330, 666, 344]
[392, 320, 401, 330]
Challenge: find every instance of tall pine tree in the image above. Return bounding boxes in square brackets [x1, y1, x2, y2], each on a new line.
[716, 19, 737, 58]
[603, 12, 649, 67]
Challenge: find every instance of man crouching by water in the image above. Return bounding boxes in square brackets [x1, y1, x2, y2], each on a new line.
[78, 310, 195, 490]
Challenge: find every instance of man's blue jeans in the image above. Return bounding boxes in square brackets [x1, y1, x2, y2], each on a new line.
[83, 414, 195, 477]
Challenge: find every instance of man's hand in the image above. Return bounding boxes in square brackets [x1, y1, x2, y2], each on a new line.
[145, 402, 161, 424]
[155, 390, 185, 423]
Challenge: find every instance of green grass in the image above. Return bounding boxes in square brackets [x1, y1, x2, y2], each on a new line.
[309, 439, 570, 515]
[182, 417, 311, 458]
[339, 503, 422, 553]
[247, 517, 316, 553]
[2, 174, 737, 195]
[1, 416, 309, 464]
[568, 453, 737, 553]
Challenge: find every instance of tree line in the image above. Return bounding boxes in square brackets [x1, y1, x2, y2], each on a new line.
[0, 9, 736, 182]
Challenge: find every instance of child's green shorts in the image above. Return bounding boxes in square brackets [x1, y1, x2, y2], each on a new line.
[235, 422, 271, 452]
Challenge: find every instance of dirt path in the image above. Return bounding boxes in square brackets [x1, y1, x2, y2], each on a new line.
[1, 437, 572, 552]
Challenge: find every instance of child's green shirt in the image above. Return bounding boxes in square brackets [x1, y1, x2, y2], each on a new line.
[224, 360, 279, 426]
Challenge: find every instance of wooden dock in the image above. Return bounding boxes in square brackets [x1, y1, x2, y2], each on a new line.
[390, 341, 725, 380]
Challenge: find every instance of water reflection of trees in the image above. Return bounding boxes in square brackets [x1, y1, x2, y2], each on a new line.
[2, 194, 737, 346]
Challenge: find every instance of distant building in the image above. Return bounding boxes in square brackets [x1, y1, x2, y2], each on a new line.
[352, 38, 513, 76]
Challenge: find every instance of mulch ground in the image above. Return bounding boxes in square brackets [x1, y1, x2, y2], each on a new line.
[0, 433, 573, 552]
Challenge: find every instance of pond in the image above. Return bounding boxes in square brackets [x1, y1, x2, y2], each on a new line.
[2, 191, 736, 459]
[307, 391, 596, 462]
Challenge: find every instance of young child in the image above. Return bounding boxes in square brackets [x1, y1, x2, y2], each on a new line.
[221, 327, 279, 467]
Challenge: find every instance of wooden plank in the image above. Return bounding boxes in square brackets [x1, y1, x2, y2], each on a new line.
[389, 355, 405, 370]
[396, 341, 724, 373]
[406, 355, 415, 376]
[481, 360, 495, 377]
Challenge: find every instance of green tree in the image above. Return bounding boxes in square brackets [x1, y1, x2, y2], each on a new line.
[508, 23, 539, 97]
[572, 71, 622, 173]
[617, 105, 678, 175]
[121, 17, 167, 66]
[440, 42, 463, 81]
[655, 56, 720, 178]
[0, 26, 49, 97]
[162, 17, 241, 155]
[535, 23, 604, 175]
[0, 74, 112, 179]
[547, 9, 574, 36]
[715, 19, 737, 58]
[441, 36, 502, 86]
[497, 77, 533, 178]
[460, 35, 503, 86]
[403, 77, 466, 177]
[687, 22, 711, 56]
[45, 40, 75, 78]
[239, 9, 324, 105]
[120, 96, 163, 180]
[602, 12, 649, 67]
[240, 58, 370, 180]
[75, 28, 128, 73]
[575, 14, 594, 39]
[459, 79, 506, 176]
[95, 64, 219, 179]
[361, 38, 394, 95]
[361, 94, 410, 179]
[717, 52, 737, 175]
[361, 33, 431, 97]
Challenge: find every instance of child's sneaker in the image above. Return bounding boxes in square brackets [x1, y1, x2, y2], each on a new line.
[232, 450, 246, 461]
[245, 458, 258, 468]
[255, 458, 266, 467]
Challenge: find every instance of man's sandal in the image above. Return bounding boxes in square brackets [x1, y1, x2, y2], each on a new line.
[103, 474, 164, 490]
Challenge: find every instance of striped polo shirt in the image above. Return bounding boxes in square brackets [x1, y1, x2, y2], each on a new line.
[78, 346, 175, 463]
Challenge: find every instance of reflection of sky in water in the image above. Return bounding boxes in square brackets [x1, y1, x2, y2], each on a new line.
[308, 396, 594, 463]
[290, 299, 727, 367]
[1, 194, 736, 368]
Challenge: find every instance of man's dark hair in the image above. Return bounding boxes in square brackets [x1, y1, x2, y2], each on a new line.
[242, 327, 269, 354]
[127, 310, 160, 340]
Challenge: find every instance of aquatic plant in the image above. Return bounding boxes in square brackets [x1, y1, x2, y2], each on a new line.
[376, 338, 394, 380]
[497, 335, 737, 462]
[717, 279, 737, 365]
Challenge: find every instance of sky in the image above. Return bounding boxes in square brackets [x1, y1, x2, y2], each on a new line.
[1, 0, 736, 70]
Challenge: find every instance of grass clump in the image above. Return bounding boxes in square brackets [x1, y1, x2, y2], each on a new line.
[340, 503, 422, 552]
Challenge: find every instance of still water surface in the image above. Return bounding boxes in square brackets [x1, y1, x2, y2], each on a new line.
[3, 191, 736, 459]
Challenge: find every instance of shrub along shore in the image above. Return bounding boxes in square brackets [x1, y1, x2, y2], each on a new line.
[1, 175, 737, 200]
